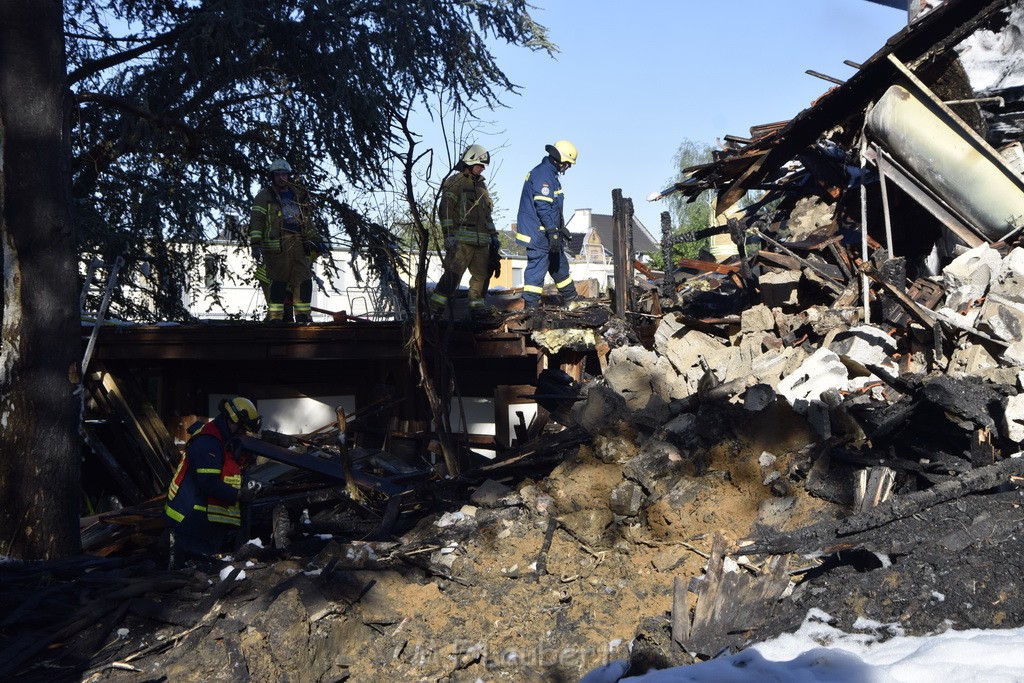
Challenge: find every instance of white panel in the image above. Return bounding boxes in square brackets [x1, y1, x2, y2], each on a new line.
[445, 396, 541, 452]
[448, 397, 495, 435]
[210, 394, 356, 436]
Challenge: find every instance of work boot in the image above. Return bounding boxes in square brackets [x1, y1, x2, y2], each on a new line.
[168, 533, 219, 573]
[186, 556, 220, 575]
[168, 531, 179, 571]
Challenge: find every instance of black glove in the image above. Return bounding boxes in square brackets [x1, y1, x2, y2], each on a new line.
[251, 244, 262, 262]
[488, 241, 501, 278]
[547, 231, 562, 253]
[238, 479, 263, 502]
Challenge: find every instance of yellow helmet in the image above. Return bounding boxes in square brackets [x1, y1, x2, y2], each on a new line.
[545, 140, 578, 166]
[220, 396, 262, 433]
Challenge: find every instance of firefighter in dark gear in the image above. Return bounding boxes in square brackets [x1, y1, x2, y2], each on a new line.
[429, 144, 500, 320]
[249, 159, 320, 323]
[515, 140, 579, 309]
[164, 397, 263, 569]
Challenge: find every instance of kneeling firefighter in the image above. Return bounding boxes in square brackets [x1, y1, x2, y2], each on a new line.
[164, 396, 264, 568]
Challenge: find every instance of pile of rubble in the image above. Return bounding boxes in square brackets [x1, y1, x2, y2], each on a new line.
[10, 232, 1024, 680]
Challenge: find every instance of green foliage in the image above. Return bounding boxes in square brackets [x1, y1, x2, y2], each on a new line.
[648, 139, 715, 269]
[64, 0, 554, 320]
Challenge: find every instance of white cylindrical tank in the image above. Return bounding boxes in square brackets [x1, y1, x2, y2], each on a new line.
[865, 84, 1024, 241]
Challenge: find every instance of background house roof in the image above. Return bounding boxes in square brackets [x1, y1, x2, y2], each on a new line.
[506, 210, 657, 259]
[566, 211, 657, 257]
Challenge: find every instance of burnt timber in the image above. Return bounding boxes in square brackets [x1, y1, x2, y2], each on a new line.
[85, 319, 552, 426]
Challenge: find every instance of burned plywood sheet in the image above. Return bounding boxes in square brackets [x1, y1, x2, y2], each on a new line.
[676, 534, 790, 658]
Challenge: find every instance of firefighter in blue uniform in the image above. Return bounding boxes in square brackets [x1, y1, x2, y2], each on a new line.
[515, 140, 579, 309]
[164, 397, 264, 569]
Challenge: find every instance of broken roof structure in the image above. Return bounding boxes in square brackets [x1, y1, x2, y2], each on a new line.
[653, 0, 1023, 225]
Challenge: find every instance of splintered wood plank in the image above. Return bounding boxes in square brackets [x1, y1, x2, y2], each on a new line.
[99, 370, 176, 481]
[687, 534, 727, 654]
[87, 370, 173, 497]
[685, 534, 789, 657]
[675, 257, 739, 275]
[671, 576, 691, 647]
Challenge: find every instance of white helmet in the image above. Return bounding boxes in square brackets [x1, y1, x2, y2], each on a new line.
[461, 144, 490, 167]
[268, 158, 292, 174]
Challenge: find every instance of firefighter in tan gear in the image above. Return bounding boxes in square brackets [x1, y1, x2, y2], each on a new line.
[164, 397, 263, 569]
[249, 159, 323, 323]
[429, 144, 501, 320]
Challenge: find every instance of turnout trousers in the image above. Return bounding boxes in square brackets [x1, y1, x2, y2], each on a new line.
[522, 248, 577, 308]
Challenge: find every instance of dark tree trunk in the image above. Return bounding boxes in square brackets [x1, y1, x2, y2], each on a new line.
[0, 0, 81, 559]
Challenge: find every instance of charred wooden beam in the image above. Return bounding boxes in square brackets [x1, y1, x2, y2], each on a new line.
[738, 456, 1024, 556]
[805, 69, 845, 86]
[660, 212, 674, 298]
[754, 229, 845, 295]
[611, 189, 631, 317]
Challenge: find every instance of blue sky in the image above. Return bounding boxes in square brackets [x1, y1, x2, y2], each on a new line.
[453, 0, 909, 237]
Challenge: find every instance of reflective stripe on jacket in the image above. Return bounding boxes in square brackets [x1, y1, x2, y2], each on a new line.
[249, 182, 316, 253]
[165, 418, 243, 527]
[440, 170, 496, 246]
[515, 156, 563, 249]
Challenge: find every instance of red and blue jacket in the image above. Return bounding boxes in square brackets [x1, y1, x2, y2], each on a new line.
[164, 416, 243, 528]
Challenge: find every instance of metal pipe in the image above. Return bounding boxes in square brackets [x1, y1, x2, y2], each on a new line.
[876, 143, 896, 258]
[860, 133, 870, 323]
[944, 96, 1005, 107]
